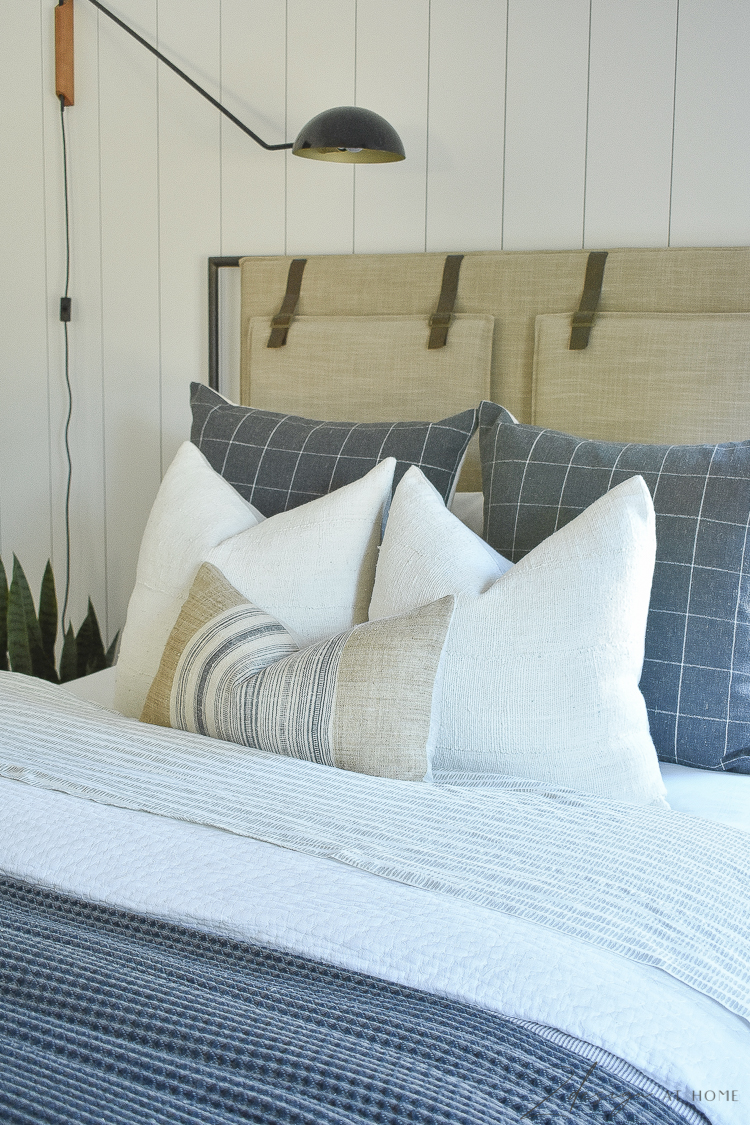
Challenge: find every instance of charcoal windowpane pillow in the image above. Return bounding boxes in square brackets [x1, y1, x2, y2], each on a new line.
[478, 399, 750, 775]
[191, 383, 476, 516]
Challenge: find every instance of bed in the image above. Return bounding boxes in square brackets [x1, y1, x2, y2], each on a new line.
[1, 247, 749, 1125]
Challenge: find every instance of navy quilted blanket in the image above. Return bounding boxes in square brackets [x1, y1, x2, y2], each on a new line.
[0, 876, 691, 1124]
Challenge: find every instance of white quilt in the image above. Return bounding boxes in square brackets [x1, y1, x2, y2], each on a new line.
[1, 670, 749, 1124]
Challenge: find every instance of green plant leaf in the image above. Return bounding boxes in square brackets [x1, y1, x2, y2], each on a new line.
[83, 599, 107, 676]
[75, 603, 93, 680]
[10, 556, 58, 683]
[0, 557, 8, 672]
[2, 554, 117, 685]
[76, 600, 108, 678]
[105, 630, 119, 669]
[39, 561, 58, 667]
[7, 558, 34, 676]
[12, 556, 42, 649]
[59, 623, 78, 683]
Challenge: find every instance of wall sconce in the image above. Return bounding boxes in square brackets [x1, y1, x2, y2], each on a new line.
[51, 0, 404, 625]
[54, 0, 405, 164]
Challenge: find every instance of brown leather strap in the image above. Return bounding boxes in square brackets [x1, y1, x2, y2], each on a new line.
[569, 250, 608, 350]
[267, 258, 307, 347]
[428, 254, 464, 349]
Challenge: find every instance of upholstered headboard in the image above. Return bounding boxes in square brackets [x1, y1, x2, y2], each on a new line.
[229, 247, 750, 490]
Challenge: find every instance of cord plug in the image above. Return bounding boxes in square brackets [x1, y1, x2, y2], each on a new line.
[60, 297, 71, 322]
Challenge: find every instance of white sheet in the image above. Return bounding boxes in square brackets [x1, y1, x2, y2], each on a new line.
[660, 762, 750, 832]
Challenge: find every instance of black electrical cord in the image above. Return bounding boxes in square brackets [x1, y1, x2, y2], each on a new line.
[59, 93, 74, 632]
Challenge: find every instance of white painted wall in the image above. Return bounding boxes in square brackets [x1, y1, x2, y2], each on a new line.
[2, 0, 750, 645]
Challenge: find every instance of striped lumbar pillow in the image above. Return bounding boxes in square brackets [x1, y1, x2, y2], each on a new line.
[142, 563, 454, 782]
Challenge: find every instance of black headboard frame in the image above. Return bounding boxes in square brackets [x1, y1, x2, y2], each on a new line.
[208, 256, 241, 391]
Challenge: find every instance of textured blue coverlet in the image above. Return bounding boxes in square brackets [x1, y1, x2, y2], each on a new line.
[0, 876, 698, 1125]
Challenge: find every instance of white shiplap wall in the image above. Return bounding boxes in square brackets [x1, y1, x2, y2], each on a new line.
[2, 0, 750, 645]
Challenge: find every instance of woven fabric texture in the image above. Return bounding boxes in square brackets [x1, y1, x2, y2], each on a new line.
[479, 401, 750, 774]
[114, 441, 263, 720]
[533, 312, 750, 443]
[239, 248, 750, 435]
[371, 468, 665, 804]
[243, 313, 493, 491]
[141, 563, 296, 728]
[203, 457, 394, 649]
[191, 382, 476, 514]
[144, 562, 454, 781]
[0, 875, 696, 1125]
[3, 671, 750, 1024]
[116, 446, 394, 719]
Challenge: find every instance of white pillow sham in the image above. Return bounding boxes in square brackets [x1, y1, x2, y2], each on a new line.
[370, 466, 667, 806]
[206, 457, 394, 648]
[115, 441, 395, 719]
[114, 442, 263, 719]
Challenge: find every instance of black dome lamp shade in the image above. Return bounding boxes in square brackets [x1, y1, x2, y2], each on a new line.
[57, 2, 405, 166]
[293, 107, 406, 163]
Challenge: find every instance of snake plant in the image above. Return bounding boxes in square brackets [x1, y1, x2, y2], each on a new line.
[0, 555, 118, 684]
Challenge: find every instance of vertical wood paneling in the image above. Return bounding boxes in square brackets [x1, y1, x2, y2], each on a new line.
[97, 0, 162, 639]
[670, 0, 750, 246]
[0, 0, 53, 591]
[285, 0, 356, 255]
[426, 0, 506, 252]
[502, 0, 591, 250]
[220, 0, 287, 259]
[353, 0, 429, 254]
[5, 0, 750, 660]
[584, 0, 677, 249]
[156, 0, 222, 472]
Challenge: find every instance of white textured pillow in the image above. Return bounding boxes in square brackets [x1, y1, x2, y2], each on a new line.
[370, 467, 667, 806]
[115, 442, 263, 719]
[116, 444, 395, 719]
[207, 457, 395, 648]
[370, 470, 511, 619]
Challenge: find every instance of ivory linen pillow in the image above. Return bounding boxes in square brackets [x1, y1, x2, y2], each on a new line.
[143, 562, 455, 782]
[114, 442, 264, 720]
[115, 446, 395, 719]
[370, 467, 667, 806]
[206, 457, 394, 648]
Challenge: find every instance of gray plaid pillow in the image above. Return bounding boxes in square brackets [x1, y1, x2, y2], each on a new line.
[191, 384, 476, 516]
[478, 400, 750, 775]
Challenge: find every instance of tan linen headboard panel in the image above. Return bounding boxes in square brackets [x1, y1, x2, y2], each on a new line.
[240, 247, 750, 489]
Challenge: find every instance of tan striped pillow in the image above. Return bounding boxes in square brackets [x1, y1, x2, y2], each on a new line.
[142, 563, 454, 782]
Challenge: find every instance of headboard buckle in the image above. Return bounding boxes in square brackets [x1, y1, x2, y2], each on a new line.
[569, 251, 608, 349]
[428, 254, 464, 349]
[267, 258, 308, 347]
[429, 312, 452, 329]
